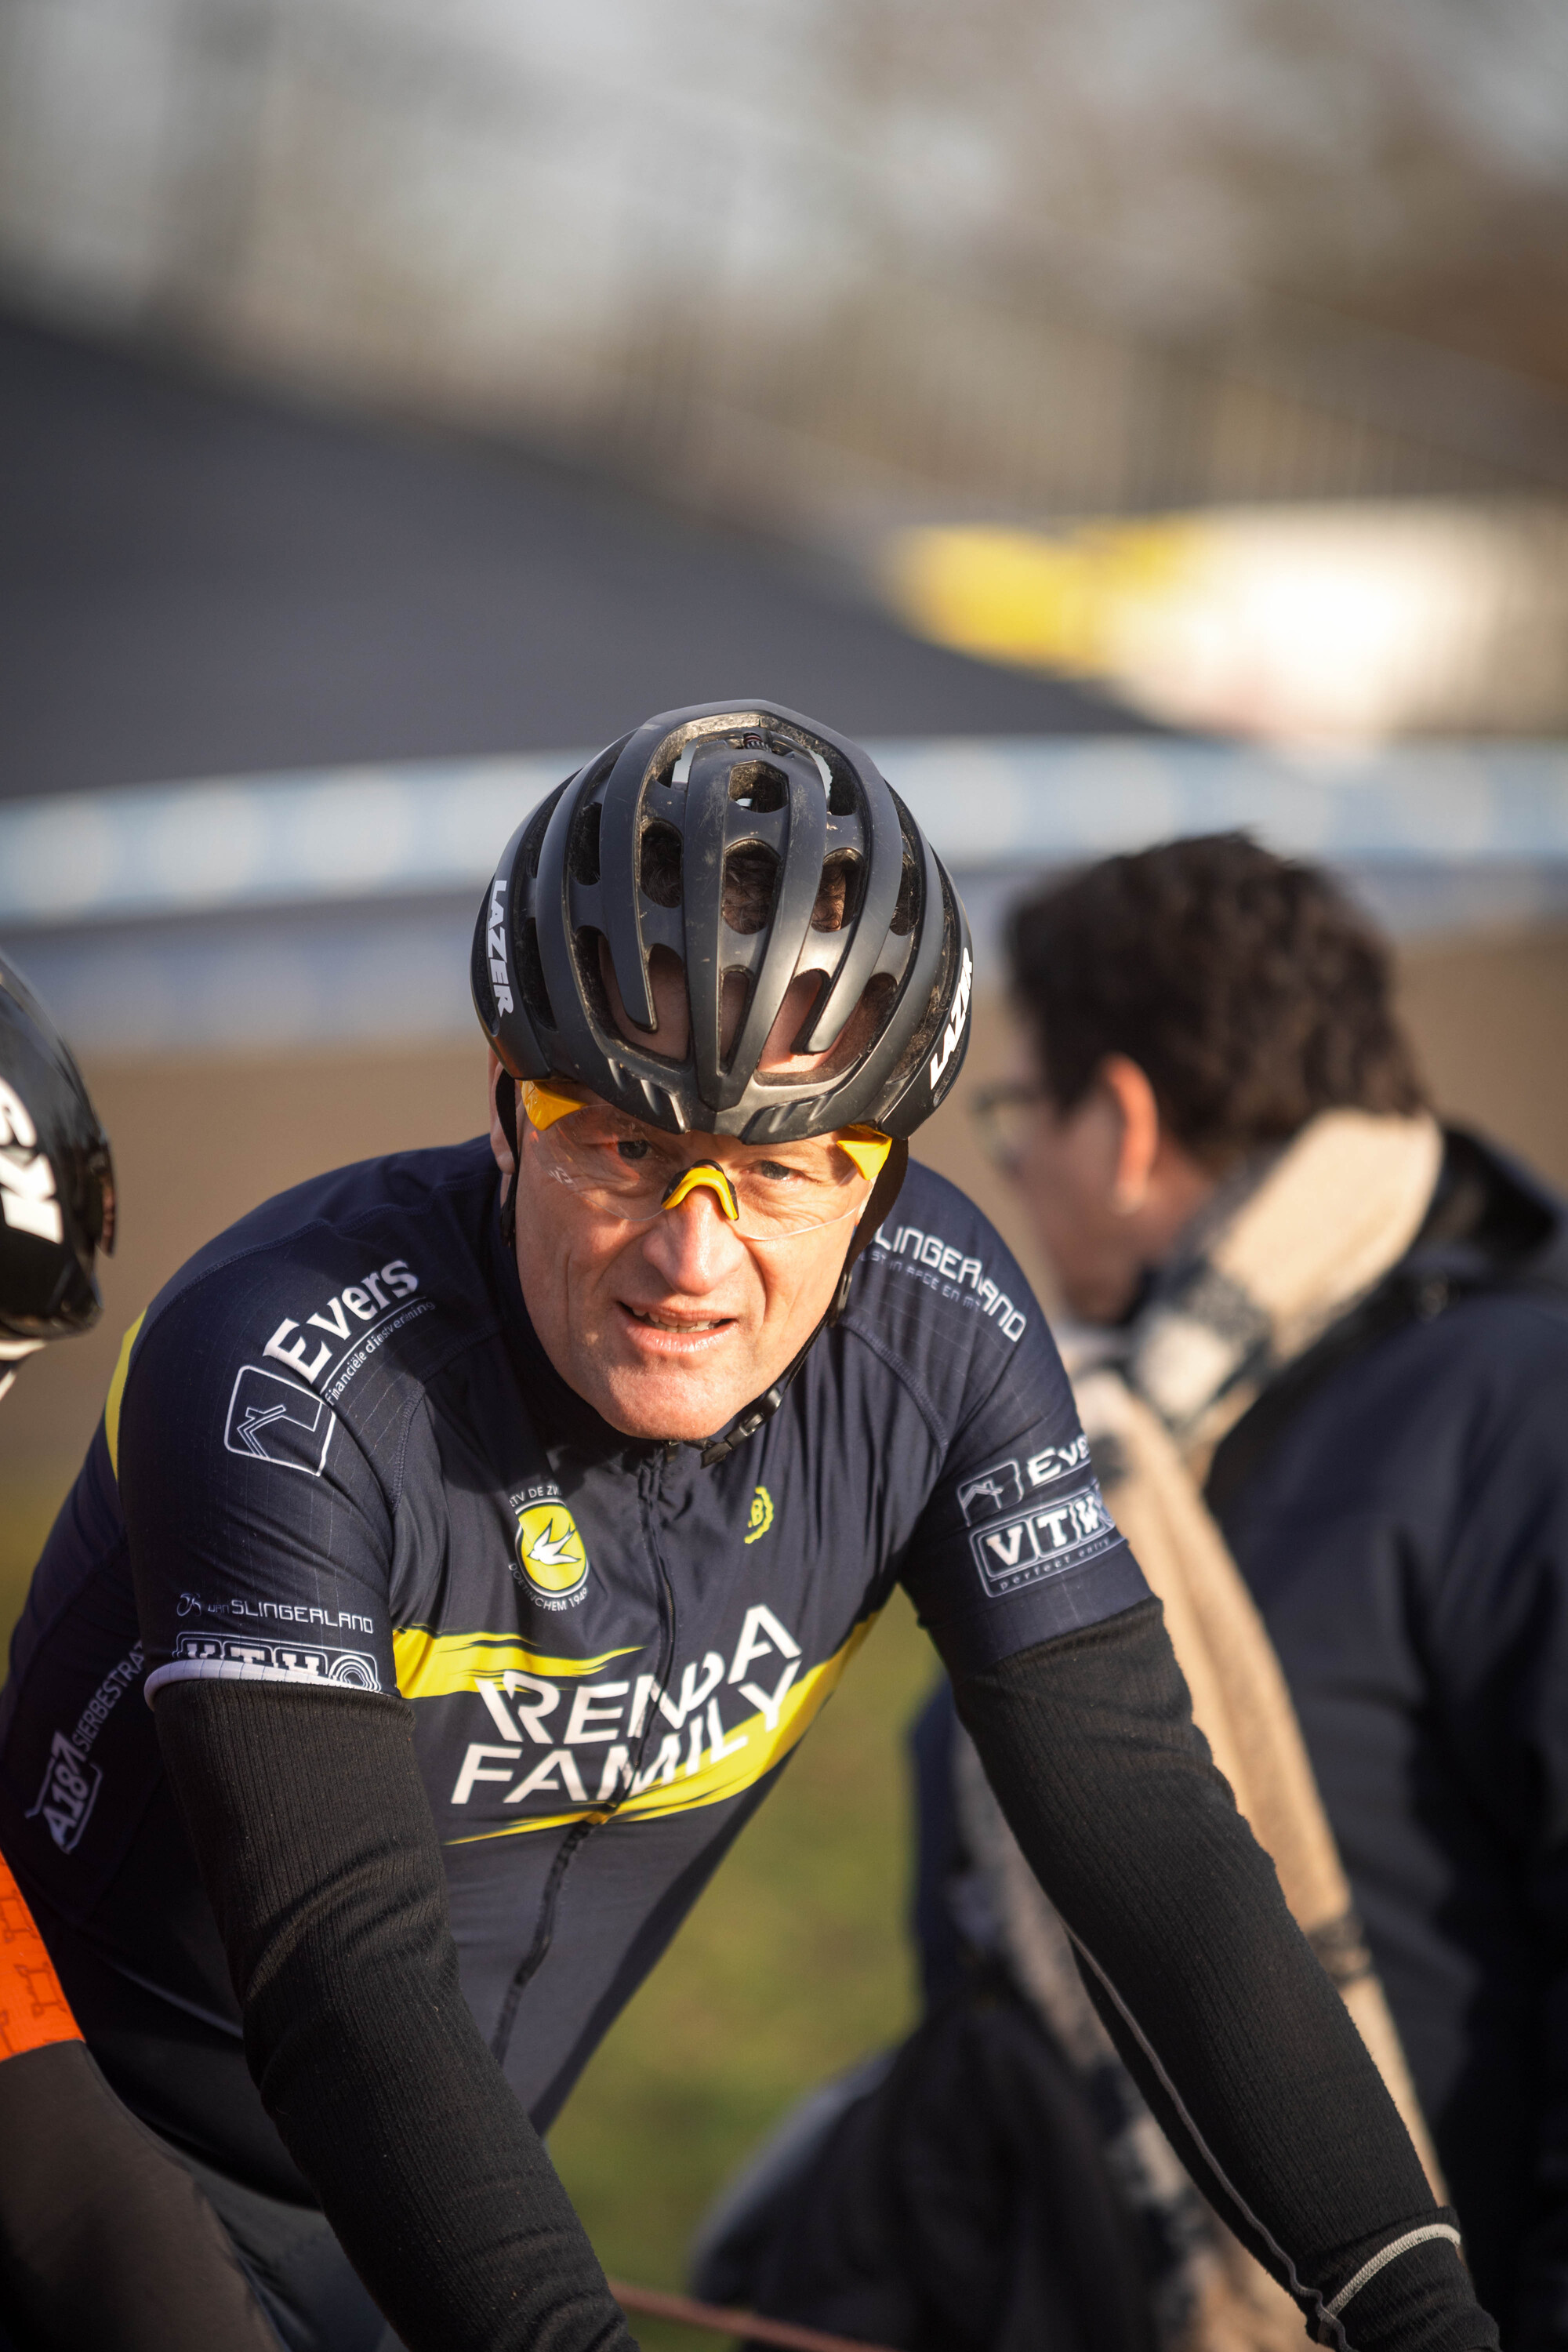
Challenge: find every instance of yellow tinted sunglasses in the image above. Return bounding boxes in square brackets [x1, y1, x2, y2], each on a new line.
[519, 1080, 892, 1186]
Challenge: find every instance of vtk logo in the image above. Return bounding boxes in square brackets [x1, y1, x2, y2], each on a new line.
[970, 1483, 1119, 1599]
[514, 1501, 589, 1606]
[172, 1634, 380, 1689]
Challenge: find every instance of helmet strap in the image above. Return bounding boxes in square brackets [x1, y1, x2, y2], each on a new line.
[699, 1138, 909, 1468]
[829, 1138, 908, 1324]
[495, 1068, 520, 1253]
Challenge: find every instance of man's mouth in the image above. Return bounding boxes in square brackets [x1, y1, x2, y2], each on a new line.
[625, 1306, 734, 1333]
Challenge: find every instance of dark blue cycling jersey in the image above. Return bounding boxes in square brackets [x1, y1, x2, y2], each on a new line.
[0, 1139, 1143, 2182]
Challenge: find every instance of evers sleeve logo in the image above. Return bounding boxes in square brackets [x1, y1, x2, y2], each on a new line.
[957, 1459, 1025, 1523]
[261, 1258, 421, 1386]
[223, 1366, 336, 1475]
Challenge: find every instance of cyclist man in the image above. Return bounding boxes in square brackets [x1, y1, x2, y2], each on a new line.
[0, 953, 276, 2350]
[0, 706, 1495, 2351]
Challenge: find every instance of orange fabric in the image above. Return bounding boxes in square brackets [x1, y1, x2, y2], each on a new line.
[0, 1850, 81, 2059]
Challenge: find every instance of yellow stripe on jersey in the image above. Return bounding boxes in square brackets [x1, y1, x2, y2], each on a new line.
[393, 1626, 638, 1698]
[445, 1610, 879, 1844]
[103, 1312, 147, 1481]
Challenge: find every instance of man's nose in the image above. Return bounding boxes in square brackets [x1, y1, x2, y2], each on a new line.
[641, 1185, 748, 1290]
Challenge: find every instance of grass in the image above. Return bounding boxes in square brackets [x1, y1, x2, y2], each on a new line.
[0, 1470, 938, 2352]
[0, 1467, 76, 1657]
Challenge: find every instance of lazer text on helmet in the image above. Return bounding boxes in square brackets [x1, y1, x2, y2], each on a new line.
[929, 949, 973, 1094]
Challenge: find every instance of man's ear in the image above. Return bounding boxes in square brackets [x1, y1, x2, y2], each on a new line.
[488, 1052, 516, 1178]
[1099, 1054, 1161, 1216]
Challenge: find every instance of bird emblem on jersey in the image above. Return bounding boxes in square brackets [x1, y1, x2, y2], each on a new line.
[514, 1501, 590, 1603]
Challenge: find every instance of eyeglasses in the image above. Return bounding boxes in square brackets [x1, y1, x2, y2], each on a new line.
[520, 1080, 891, 1242]
[971, 1081, 1050, 1173]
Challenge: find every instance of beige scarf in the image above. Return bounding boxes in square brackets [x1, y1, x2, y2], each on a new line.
[1125, 1109, 1444, 1479]
[958, 1110, 1446, 2350]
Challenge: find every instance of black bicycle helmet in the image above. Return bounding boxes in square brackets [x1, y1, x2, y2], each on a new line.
[472, 701, 973, 1144]
[0, 953, 115, 1352]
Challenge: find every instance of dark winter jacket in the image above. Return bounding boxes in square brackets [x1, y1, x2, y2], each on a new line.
[1209, 1130, 1568, 2345]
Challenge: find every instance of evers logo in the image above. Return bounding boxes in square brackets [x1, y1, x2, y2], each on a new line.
[957, 1460, 1025, 1523]
[957, 1437, 1092, 1523]
[224, 1366, 336, 1475]
[262, 1258, 420, 1387]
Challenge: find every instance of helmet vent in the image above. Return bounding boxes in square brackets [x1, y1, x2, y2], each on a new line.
[569, 799, 602, 886]
[827, 771, 857, 815]
[890, 853, 920, 938]
[720, 969, 753, 1065]
[723, 844, 779, 935]
[575, 928, 615, 1032]
[727, 759, 788, 812]
[639, 822, 683, 907]
[811, 851, 862, 933]
[520, 919, 557, 1031]
[522, 797, 555, 880]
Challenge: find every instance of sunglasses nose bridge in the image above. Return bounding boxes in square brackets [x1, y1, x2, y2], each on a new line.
[659, 1161, 742, 1223]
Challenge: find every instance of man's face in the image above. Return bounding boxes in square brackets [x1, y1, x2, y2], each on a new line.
[490, 1062, 872, 1440]
[1008, 1075, 1145, 1323]
[1000, 1040, 1220, 1324]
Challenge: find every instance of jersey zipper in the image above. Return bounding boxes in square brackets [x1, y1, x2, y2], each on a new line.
[489, 1446, 680, 2064]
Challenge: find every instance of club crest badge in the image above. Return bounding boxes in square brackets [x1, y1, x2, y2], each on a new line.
[514, 1500, 590, 1607]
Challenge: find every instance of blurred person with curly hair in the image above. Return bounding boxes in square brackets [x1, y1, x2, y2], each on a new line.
[964, 833, 1568, 2347]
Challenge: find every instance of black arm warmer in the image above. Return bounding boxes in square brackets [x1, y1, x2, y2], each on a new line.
[953, 1599, 1497, 2352]
[154, 1679, 637, 2352]
[0, 2038, 278, 2351]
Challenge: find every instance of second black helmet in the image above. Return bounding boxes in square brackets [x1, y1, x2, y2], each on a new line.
[0, 954, 115, 1348]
